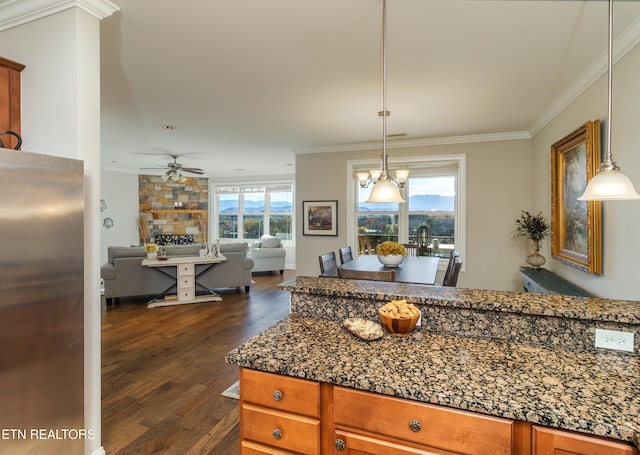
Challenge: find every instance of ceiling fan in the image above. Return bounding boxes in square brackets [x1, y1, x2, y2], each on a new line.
[140, 155, 205, 183]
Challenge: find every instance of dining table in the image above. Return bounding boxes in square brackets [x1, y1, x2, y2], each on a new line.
[322, 254, 440, 285]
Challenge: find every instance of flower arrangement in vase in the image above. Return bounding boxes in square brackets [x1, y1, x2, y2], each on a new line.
[144, 243, 159, 260]
[376, 241, 407, 267]
[514, 211, 550, 269]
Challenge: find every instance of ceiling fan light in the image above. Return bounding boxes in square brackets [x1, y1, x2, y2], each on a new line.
[578, 169, 640, 200]
[367, 179, 405, 203]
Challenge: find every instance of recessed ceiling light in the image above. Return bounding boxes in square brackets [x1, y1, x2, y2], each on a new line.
[161, 125, 177, 130]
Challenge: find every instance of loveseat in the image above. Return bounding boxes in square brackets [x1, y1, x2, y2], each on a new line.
[249, 235, 286, 274]
[101, 243, 254, 303]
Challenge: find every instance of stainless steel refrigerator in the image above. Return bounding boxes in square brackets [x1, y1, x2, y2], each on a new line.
[0, 148, 84, 454]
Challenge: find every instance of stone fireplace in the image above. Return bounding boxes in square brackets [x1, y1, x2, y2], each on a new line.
[138, 175, 209, 244]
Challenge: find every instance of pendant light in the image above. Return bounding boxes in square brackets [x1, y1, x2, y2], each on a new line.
[366, 0, 408, 203]
[578, 0, 640, 201]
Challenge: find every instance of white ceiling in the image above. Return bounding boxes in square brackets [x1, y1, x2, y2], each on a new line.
[99, 0, 640, 179]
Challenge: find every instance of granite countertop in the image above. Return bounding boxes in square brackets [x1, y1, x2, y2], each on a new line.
[226, 314, 640, 447]
[279, 276, 640, 324]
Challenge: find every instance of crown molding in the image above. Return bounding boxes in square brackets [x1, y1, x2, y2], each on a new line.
[293, 131, 531, 155]
[529, 15, 640, 136]
[0, 0, 119, 31]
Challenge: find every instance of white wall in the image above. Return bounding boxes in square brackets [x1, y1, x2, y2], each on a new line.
[1, 6, 112, 455]
[100, 170, 140, 263]
[296, 138, 533, 291]
[532, 43, 640, 300]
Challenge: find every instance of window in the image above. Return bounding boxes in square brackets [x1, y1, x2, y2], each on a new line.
[352, 156, 465, 262]
[214, 183, 293, 242]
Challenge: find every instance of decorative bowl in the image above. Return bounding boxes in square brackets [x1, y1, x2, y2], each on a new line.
[377, 254, 405, 267]
[378, 308, 419, 336]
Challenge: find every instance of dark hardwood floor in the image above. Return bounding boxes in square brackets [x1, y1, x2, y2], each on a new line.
[101, 270, 293, 455]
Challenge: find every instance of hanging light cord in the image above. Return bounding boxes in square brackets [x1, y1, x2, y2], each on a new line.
[380, 0, 390, 180]
[602, 0, 618, 172]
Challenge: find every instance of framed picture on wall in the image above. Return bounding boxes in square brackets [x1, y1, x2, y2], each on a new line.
[550, 120, 602, 274]
[303, 200, 338, 236]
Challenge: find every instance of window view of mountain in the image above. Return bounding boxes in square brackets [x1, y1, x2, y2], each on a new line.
[358, 194, 454, 211]
[219, 200, 292, 212]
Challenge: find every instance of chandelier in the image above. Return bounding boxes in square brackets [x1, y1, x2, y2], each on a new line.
[358, 0, 408, 203]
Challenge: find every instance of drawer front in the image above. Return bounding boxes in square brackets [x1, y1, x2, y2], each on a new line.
[177, 263, 194, 276]
[334, 387, 513, 455]
[334, 430, 439, 455]
[533, 426, 640, 455]
[177, 275, 195, 288]
[242, 403, 320, 454]
[177, 287, 195, 302]
[241, 368, 320, 418]
[241, 440, 296, 454]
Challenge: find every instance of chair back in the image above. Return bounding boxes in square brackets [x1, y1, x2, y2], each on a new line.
[339, 246, 354, 265]
[444, 250, 460, 279]
[403, 243, 418, 257]
[319, 252, 338, 275]
[338, 267, 395, 282]
[442, 256, 463, 287]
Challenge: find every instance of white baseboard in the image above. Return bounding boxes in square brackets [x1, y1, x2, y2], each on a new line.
[90, 447, 106, 455]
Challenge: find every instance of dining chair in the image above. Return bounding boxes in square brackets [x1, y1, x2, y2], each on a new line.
[337, 267, 396, 282]
[443, 250, 460, 280]
[339, 246, 354, 265]
[319, 252, 338, 275]
[403, 243, 418, 257]
[442, 255, 463, 287]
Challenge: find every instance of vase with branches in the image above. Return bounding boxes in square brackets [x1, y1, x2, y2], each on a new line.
[515, 211, 550, 269]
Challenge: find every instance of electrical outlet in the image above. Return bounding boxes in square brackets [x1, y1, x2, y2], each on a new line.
[594, 329, 635, 352]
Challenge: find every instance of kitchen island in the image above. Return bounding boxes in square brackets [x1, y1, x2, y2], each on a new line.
[226, 276, 639, 454]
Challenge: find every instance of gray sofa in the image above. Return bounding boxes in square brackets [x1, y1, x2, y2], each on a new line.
[250, 235, 286, 274]
[101, 243, 254, 303]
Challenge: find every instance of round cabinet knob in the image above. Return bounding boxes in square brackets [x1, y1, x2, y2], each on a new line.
[272, 428, 283, 440]
[334, 438, 346, 451]
[273, 390, 283, 401]
[409, 419, 422, 432]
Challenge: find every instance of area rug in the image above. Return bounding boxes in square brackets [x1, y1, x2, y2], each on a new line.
[221, 380, 239, 399]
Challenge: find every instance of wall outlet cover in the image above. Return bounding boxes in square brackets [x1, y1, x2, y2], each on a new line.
[594, 328, 635, 353]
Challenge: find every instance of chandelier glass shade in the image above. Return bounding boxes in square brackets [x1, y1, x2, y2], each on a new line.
[578, 0, 640, 201]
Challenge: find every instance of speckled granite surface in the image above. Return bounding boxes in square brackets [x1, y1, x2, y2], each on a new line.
[281, 276, 640, 324]
[227, 315, 639, 445]
[227, 275, 640, 446]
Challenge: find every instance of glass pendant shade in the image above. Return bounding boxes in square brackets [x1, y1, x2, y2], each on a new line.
[577, 0, 639, 201]
[578, 169, 640, 200]
[367, 179, 405, 203]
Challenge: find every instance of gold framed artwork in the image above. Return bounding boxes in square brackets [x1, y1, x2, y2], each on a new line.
[551, 120, 602, 274]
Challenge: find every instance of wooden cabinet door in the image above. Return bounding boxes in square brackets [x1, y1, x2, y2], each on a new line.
[334, 430, 444, 455]
[533, 426, 640, 455]
[0, 56, 25, 150]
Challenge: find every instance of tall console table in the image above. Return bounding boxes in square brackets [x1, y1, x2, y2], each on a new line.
[519, 266, 595, 297]
[142, 255, 227, 308]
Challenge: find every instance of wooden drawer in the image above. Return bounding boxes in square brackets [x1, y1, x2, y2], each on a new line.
[177, 262, 194, 276]
[334, 386, 513, 455]
[241, 368, 321, 418]
[241, 440, 297, 454]
[177, 287, 195, 301]
[177, 275, 195, 288]
[242, 403, 320, 454]
[533, 426, 640, 455]
[334, 429, 440, 455]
